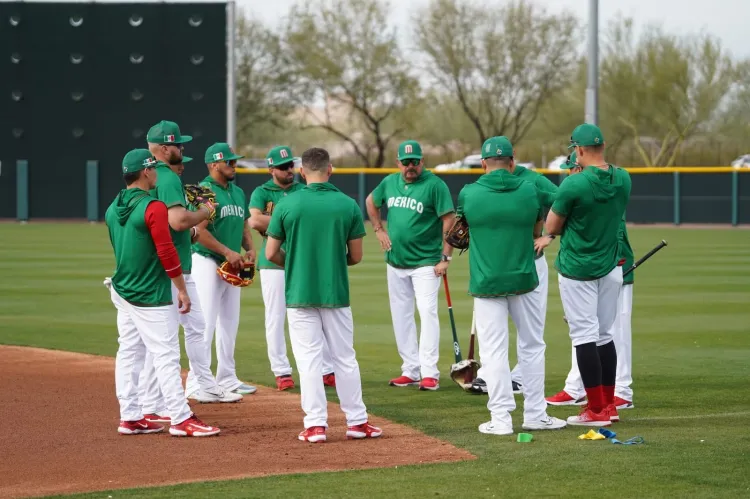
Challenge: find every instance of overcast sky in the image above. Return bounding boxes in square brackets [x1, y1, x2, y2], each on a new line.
[244, 0, 750, 59]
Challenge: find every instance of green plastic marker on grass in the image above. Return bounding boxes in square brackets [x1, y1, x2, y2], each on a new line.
[517, 433, 533, 443]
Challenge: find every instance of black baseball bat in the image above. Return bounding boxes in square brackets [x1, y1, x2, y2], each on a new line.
[622, 239, 667, 277]
[442, 273, 463, 363]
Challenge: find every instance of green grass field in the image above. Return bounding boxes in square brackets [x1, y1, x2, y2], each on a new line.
[2, 223, 749, 498]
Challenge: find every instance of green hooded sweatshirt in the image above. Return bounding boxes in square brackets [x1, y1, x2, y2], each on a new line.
[105, 188, 173, 306]
[457, 169, 542, 297]
[512, 165, 559, 259]
[550, 165, 632, 280]
[248, 179, 305, 269]
[370, 170, 455, 269]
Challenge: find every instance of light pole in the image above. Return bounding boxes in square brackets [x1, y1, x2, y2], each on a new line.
[585, 0, 598, 125]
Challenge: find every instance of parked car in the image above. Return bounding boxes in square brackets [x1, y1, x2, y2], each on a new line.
[546, 155, 569, 171]
[434, 154, 535, 171]
[731, 154, 750, 168]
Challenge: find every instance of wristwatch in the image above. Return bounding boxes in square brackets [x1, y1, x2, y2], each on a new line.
[373, 225, 382, 233]
[441, 254, 452, 262]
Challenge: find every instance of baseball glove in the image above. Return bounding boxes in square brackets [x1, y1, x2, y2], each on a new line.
[217, 260, 255, 287]
[449, 359, 480, 391]
[445, 216, 470, 254]
[184, 184, 218, 221]
[258, 201, 275, 237]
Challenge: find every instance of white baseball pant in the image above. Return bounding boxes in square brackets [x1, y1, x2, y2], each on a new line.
[477, 256, 548, 390]
[474, 257, 548, 423]
[260, 269, 334, 377]
[139, 274, 215, 415]
[386, 264, 441, 380]
[108, 284, 191, 425]
[188, 253, 244, 392]
[562, 282, 633, 401]
[287, 307, 368, 428]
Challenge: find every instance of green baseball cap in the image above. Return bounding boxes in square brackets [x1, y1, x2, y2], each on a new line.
[560, 151, 578, 170]
[398, 140, 423, 161]
[121, 149, 164, 175]
[182, 156, 193, 164]
[205, 143, 244, 164]
[481, 136, 513, 159]
[568, 123, 604, 149]
[266, 145, 295, 168]
[146, 120, 192, 145]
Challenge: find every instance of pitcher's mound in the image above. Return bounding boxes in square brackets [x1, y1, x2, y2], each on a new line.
[0, 345, 474, 498]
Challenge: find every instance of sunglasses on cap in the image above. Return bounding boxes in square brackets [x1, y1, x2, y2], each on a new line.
[400, 159, 420, 167]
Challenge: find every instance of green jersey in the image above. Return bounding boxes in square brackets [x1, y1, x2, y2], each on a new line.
[551, 165, 631, 280]
[266, 182, 366, 308]
[105, 188, 172, 307]
[248, 179, 305, 270]
[618, 215, 635, 284]
[511, 165, 558, 259]
[371, 170, 454, 269]
[150, 165, 192, 273]
[192, 176, 249, 265]
[458, 169, 542, 297]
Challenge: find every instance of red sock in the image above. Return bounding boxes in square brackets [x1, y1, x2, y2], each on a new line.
[585, 386, 604, 413]
[603, 385, 615, 406]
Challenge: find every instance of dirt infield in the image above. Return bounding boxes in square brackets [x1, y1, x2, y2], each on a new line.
[0, 346, 475, 499]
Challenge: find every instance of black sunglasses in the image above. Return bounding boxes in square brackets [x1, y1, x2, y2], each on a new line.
[400, 159, 420, 167]
[274, 163, 294, 171]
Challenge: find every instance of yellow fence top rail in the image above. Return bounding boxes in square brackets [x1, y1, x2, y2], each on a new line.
[237, 166, 749, 175]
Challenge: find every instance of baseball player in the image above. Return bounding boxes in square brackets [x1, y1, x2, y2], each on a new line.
[470, 151, 559, 396]
[139, 121, 241, 425]
[535, 124, 631, 427]
[545, 212, 635, 409]
[248, 145, 337, 391]
[265, 147, 381, 443]
[105, 148, 220, 437]
[365, 140, 455, 391]
[185, 142, 258, 397]
[457, 136, 566, 435]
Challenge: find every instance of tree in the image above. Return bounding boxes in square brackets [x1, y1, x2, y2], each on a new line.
[413, 0, 579, 145]
[600, 17, 736, 166]
[235, 13, 301, 147]
[282, 0, 418, 167]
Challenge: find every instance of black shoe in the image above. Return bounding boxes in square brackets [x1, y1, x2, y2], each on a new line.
[512, 381, 523, 395]
[470, 378, 488, 394]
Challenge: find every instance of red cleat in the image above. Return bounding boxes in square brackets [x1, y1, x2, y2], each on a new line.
[566, 407, 612, 427]
[346, 422, 383, 439]
[608, 404, 620, 422]
[419, 377, 439, 391]
[118, 418, 164, 435]
[389, 375, 419, 387]
[323, 373, 336, 387]
[276, 375, 295, 391]
[614, 396, 634, 409]
[169, 415, 220, 437]
[298, 426, 327, 443]
[545, 390, 587, 406]
[143, 413, 170, 423]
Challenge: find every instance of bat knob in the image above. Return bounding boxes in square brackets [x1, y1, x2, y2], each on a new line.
[662, 240, 668, 246]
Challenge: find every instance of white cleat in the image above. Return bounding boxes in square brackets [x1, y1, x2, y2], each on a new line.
[478, 421, 514, 436]
[522, 415, 567, 431]
[189, 387, 243, 403]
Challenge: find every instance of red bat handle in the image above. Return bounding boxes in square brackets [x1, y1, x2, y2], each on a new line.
[442, 273, 452, 307]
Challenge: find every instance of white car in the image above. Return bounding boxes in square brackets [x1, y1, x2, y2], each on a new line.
[546, 155, 569, 171]
[731, 154, 750, 168]
[434, 154, 534, 171]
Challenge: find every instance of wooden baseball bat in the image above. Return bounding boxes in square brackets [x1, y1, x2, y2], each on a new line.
[442, 273, 463, 363]
[463, 309, 476, 385]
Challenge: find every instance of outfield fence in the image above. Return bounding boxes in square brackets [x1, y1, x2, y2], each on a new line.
[4, 162, 750, 225]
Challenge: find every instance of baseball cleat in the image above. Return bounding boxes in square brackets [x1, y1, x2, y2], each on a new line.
[566, 407, 612, 427]
[546, 390, 587, 406]
[346, 422, 383, 439]
[419, 377, 439, 391]
[169, 415, 221, 437]
[478, 420, 514, 436]
[607, 404, 620, 422]
[389, 375, 419, 387]
[522, 415, 567, 431]
[143, 413, 171, 424]
[276, 375, 295, 391]
[470, 378, 488, 394]
[189, 387, 243, 403]
[323, 373, 336, 388]
[298, 426, 327, 443]
[232, 383, 257, 395]
[614, 396, 634, 409]
[512, 381, 523, 395]
[118, 418, 164, 435]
